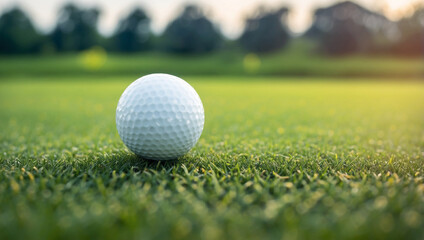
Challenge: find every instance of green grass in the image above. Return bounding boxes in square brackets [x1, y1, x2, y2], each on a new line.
[0, 77, 423, 240]
[1, 42, 423, 78]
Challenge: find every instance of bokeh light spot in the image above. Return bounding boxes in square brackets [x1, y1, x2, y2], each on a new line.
[80, 46, 107, 70]
[243, 53, 261, 73]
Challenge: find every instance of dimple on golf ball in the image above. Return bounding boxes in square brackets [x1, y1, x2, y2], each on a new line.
[116, 73, 205, 160]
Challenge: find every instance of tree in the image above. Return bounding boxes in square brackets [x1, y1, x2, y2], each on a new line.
[162, 5, 222, 54]
[50, 3, 101, 52]
[239, 7, 290, 53]
[0, 7, 41, 54]
[305, 1, 396, 56]
[112, 8, 151, 52]
[319, 19, 373, 56]
[392, 7, 424, 57]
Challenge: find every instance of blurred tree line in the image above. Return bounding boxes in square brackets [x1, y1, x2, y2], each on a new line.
[0, 1, 423, 57]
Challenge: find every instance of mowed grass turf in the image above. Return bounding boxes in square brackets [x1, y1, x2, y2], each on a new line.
[0, 77, 423, 240]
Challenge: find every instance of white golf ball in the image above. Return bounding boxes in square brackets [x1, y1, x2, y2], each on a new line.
[116, 74, 205, 160]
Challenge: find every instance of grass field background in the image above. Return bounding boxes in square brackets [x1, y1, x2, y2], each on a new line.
[1, 43, 423, 78]
[0, 76, 423, 239]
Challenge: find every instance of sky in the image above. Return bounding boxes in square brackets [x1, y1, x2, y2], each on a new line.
[0, 0, 422, 38]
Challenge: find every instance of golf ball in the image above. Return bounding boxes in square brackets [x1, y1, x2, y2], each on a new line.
[116, 73, 205, 160]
